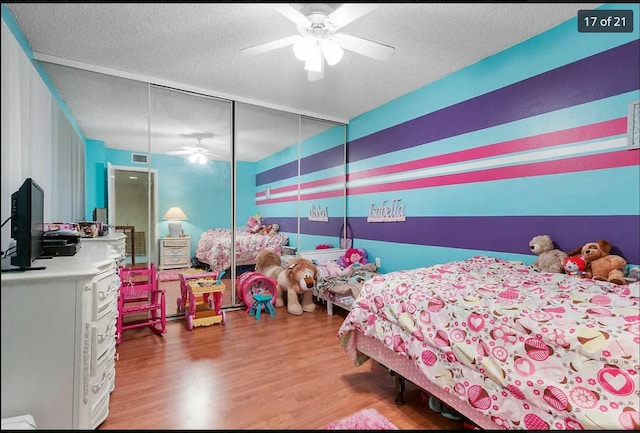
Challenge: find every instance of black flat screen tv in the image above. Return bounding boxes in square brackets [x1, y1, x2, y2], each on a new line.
[9, 177, 45, 270]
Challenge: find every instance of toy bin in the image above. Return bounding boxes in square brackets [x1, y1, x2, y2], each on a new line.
[236, 271, 277, 311]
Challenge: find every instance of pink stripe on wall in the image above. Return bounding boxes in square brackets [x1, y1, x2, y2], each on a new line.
[256, 119, 629, 204]
[256, 174, 345, 199]
[347, 118, 627, 182]
[347, 150, 636, 195]
[259, 189, 343, 205]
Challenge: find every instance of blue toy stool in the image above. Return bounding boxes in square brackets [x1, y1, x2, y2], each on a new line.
[249, 293, 276, 320]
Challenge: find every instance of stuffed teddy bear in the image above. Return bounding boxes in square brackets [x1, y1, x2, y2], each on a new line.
[275, 257, 318, 315]
[254, 249, 284, 281]
[528, 235, 566, 273]
[562, 255, 587, 277]
[567, 240, 627, 285]
[338, 247, 368, 268]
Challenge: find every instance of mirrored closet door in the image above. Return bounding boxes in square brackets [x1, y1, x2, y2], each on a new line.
[38, 60, 347, 314]
[298, 116, 347, 251]
[149, 85, 233, 308]
[39, 62, 155, 266]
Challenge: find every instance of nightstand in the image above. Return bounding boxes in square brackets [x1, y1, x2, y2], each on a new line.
[159, 237, 190, 269]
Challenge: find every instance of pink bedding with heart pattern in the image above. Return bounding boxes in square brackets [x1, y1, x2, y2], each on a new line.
[195, 228, 288, 271]
[338, 255, 639, 430]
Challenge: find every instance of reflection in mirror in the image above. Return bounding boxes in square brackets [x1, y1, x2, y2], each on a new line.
[231, 103, 302, 308]
[50, 103, 86, 222]
[110, 166, 156, 267]
[242, 101, 346, 253]
[38, 62, 153, 265]
[149, 85, 233, 308]
[37, 61, 347, 313]
[237, 103, 301, 245]
[298, 117, 347, 252]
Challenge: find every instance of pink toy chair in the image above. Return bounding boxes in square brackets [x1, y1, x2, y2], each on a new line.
[116, 263, 166, 344]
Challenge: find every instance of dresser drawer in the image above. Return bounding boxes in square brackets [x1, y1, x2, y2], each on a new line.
[162, 238, 189, 247]
[88, 349, 112, 424]
[92, 271, 120, 319]
[161, 247, 188, 257]
[92, 309, 117, 364]
[161, 254, 189, 266]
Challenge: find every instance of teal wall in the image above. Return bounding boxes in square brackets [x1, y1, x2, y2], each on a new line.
[253, 3, 640, 272]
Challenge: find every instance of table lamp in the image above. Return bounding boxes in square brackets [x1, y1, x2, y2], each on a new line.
[163, 207, 188, 237]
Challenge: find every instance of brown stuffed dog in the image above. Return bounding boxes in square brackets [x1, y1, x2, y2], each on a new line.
[276, 257, 318, 315]
[255, 249, 284, 281]
[567, 240, 627, 285]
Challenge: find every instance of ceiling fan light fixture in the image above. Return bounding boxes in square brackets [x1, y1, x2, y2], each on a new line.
[304, 43, 323, 73]
[293, 35, 315, 61]
[188, 153, 199, 163]
[196, 153, 207, 165]
[319, 38, 343, 66]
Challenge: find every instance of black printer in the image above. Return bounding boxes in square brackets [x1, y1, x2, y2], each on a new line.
[42, 229, 81, 256]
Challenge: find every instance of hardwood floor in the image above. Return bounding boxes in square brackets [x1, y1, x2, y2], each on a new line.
[100, 303, 466, 430]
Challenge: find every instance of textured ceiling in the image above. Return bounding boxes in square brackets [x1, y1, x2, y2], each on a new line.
[4, 3, 601, 161]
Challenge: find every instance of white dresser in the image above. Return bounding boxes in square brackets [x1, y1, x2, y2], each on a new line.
[159, 236, 190, 269]
[0, 233, 125, 429]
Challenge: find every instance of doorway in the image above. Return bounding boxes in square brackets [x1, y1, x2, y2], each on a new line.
[107, 163, 158, 267]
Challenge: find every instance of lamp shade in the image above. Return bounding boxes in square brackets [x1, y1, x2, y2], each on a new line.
[163, 207, 188, 221]
[163, 207, 188, 237]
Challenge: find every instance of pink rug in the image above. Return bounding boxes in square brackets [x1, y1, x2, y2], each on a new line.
[323, 408, 398, 430]
[157, 268, 193, 282]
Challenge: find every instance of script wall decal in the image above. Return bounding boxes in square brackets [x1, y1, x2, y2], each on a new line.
[367, 198, 406, 222]
[309, 205, 329, 222]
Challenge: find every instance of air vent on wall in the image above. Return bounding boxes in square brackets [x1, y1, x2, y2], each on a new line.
[131, 153, 148, 164]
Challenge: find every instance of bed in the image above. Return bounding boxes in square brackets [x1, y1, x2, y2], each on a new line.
[299, 248, 381, 316]
[338, 255, 639, 430]
[195, 228, 288, 272]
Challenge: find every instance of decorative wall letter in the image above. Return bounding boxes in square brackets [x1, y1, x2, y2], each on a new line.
[367, 198, 406, 222]
[309, 204, 329, 222]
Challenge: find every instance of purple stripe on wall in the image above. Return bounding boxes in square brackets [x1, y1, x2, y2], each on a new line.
[256, 145, 344, 186]
[300, 145, 344, 177]
[348, 40, 640, 163]
[263, 217, 345, 238]
[256, 160, 298, 186]
[263, 217, 297, 234]
[300, 217, 344, 237]
[348, 215, 640, 264]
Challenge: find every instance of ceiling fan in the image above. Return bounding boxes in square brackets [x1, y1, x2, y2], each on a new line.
[241, 3, 395, 81]
[167, 138, 221, 164]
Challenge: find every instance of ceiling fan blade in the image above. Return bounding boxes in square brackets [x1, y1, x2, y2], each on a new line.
[274, 4, 311, 27]
[167, 150, 191, 155]
[333, 33, 395, 61]
[328, 4, 379, 29]
[240, 34, 302, 56]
